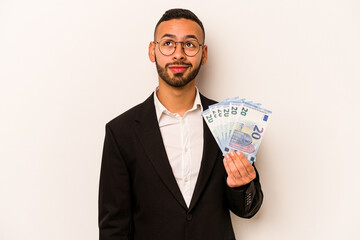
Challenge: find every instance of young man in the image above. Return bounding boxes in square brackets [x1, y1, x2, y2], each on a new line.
[99, 8, 263, 240]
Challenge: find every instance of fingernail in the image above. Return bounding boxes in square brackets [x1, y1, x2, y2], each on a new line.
[230, 151, 235, 156]
[236, 151, 241, 156]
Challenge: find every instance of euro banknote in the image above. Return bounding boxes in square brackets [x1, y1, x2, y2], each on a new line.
[202, 98, 271, 164]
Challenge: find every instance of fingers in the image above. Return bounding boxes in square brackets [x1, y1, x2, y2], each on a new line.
[223, 151, 256, 187]
[224, 153, 240, 178]
[223, 158, 237, 186]
[235, 151, 256, 179]
[232, 151, 249, 177]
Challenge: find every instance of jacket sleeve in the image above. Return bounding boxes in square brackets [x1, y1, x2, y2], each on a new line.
[98, 124, 133, 240]
[225, 164, 263, 218]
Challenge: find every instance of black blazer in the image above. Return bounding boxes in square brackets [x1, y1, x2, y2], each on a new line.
[99, 93, 263, 240]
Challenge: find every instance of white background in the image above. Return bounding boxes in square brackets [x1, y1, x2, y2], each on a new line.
[1, 0, 359, 239]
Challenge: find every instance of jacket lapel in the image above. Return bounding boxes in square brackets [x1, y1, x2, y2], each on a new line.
[188, 94, 220, 212]
[133, 93, 188, 210]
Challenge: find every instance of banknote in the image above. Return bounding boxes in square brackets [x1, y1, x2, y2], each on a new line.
[202, 97, 271, 164]
[202, 108, 223, 149]
[226, 101, 271, 159]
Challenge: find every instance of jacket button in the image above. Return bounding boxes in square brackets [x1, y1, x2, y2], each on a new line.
[186, 214, 193, 221]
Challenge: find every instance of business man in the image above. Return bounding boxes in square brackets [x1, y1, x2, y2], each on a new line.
[99, 8, 263, 240]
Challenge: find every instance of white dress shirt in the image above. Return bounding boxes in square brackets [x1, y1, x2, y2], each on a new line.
[154, 87, 204, 207]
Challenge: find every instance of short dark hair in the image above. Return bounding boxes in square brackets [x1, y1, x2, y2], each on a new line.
[154, 8, 205, 42]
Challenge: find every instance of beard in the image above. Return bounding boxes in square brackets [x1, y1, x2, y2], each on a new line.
[155, 56, 202, 88]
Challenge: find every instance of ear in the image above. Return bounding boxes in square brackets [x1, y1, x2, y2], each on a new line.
[148, 41, 156, 63]
[201, 45, 208, 65]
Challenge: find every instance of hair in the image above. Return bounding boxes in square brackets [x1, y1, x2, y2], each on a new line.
[154, 8, 205, 42]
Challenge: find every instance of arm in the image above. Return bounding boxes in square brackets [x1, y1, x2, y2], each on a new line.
[99, 124, 133, 240]
[223, 151, 263, 218]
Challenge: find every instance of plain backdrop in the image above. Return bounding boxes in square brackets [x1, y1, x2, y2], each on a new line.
[1, 0, 359, 239]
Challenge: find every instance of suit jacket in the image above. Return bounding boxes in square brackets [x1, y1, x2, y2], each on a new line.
[99, 93, 263, 240]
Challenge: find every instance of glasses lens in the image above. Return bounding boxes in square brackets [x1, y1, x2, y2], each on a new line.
[183, 40, 200, 57]
[158, 39, 201, 56]
[159, 40, 175, 56]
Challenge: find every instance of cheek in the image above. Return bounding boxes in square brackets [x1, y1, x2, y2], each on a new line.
[191, 57, 202, 67]
[155, 52, 172, 66]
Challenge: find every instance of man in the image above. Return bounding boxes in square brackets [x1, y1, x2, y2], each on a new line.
[99, 8, 263, 240]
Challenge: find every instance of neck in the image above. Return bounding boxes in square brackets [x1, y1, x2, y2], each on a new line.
[156, 78, 197, 117]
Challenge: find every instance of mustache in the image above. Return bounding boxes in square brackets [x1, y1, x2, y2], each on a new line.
[165, 61, 192, 68]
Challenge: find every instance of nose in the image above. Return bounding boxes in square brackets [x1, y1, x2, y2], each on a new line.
[172, 42, 186, 60]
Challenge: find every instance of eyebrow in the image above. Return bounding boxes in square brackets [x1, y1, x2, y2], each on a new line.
[184, 35, 198, 40]
[160, 34, 199, 41]
[160, 34, 176, 39]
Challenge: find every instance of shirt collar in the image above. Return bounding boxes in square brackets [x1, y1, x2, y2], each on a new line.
[154, 86, 203, 122]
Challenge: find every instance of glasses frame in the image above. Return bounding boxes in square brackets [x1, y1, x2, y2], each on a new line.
[153, 39, 205, 57]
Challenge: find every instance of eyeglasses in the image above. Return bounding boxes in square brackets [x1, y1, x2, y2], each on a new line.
[153, 39, 204, 57]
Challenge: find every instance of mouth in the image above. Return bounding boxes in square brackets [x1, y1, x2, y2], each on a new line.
[168, 65, 190, 73]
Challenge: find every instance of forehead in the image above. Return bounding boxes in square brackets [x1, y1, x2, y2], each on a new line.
[155, 18, 204, 42]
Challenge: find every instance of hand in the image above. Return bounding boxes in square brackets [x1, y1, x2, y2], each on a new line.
[223, 151, 256, 188]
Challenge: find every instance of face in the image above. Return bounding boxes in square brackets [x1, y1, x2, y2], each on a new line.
[149, 18, 207, 88]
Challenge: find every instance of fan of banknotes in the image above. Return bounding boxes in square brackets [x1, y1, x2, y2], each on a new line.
[202, 97, 272, 164]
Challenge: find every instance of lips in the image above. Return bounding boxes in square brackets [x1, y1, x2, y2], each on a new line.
[169, 66, 189, 73]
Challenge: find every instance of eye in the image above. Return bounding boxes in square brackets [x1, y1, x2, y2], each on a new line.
[163, 40, 174, 47]
[185, 42, 195, 48]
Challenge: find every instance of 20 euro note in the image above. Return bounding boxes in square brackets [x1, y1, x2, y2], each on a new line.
[224, 101, 271, 164]
[208, 99, 234, 149]
[203, 97, 241, 150]
[202, 108, 223, 149]
[202, 98, 271, 164]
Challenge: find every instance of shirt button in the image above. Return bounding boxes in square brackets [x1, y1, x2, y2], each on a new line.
[184, 147, 188, 152]
[181, 119, 185, 124]
[184, 177, 189, 182]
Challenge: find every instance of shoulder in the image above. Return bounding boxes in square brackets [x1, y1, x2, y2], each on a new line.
[106, 93, 154, 129]
[199, 92, 218, 109]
